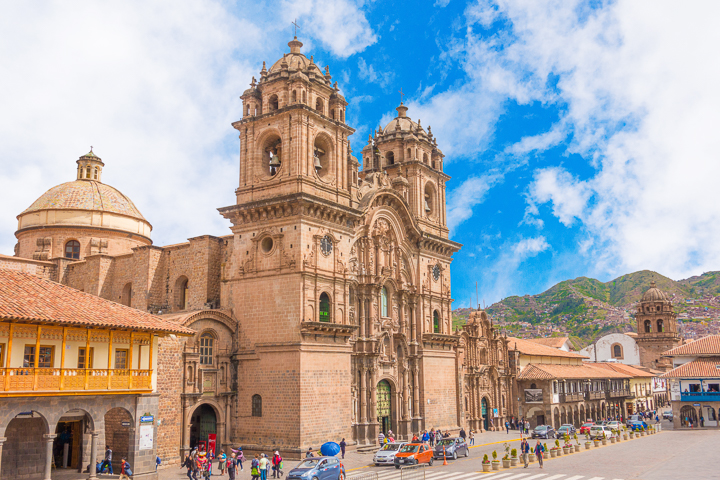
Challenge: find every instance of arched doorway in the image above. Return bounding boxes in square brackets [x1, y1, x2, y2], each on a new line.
[377, 380, 393, 435]
[2, 411, 48, 479]
[54, 410, 93, 471]
[481, 397, 489, 431]
[105, 408, 133, 474]
[190, 404, 217, 453]
[680, 405, 698, 427]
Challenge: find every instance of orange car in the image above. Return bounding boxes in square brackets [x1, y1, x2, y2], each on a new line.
[393, 443, 434, 468]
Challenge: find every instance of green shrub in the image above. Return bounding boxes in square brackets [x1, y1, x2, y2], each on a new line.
[492, 450, 497, 460]
[511, 448, 517, 458]
[483, 454, 489, 464]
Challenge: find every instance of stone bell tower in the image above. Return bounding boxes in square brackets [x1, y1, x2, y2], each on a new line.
[219, 37, 361, 454]
[635, 281, 681, 371]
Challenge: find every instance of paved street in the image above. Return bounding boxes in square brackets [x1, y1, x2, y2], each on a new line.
[149, 420, 718, 480]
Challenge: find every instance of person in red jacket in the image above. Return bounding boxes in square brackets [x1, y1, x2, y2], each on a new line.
[271, 451, 283, 478]
[119, 457, 131, 480]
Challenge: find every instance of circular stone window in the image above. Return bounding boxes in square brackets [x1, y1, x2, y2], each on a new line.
[432, 264, 441, 281]
[320, 235, 333, 256]
[261, 236, 274, 253]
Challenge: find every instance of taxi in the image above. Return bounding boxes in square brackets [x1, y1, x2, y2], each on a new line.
[393, 443, 434, 468]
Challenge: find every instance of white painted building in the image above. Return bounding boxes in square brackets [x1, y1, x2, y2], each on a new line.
[579, 332, 641, 365]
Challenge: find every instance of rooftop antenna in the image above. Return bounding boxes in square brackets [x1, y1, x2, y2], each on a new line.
[292, 19, 300, 37]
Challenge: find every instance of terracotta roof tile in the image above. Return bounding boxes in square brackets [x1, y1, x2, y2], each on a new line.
[660, 357, 720, 379]
[527, 337, 569, 349]
[0, 268, 193, 335]
[587, 362, 654, 378]
[518, 363, 631, 380]
[508, 337, 588, 359]
[662, 335, 720, 356]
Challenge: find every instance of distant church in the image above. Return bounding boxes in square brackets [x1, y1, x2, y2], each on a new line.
[1, 37, 515, 460]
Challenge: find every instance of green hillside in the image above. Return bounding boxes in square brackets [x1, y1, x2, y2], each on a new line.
[454, 270, 720, 347]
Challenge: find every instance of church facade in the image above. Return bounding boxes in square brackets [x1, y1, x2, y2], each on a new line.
[1, 38, 513, 461]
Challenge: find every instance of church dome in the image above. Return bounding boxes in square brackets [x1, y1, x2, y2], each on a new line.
[641, 281, 668, 302]
[268, 37, 323, 76]
[382, 103, 423, 134]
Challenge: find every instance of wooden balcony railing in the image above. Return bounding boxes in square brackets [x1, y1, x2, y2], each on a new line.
[0, 368, 152, 393]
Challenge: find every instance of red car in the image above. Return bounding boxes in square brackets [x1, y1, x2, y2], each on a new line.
[579, 422, 595, 434]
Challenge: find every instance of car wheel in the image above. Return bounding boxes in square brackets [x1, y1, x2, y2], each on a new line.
[339, 473, 345, 480]
[429, 457, 434, 466]
[452, 451, 457, 460]
[465, 448, 469, 457]
[312, 477, 319, 480]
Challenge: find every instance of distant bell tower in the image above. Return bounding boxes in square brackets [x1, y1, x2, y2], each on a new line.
[635, 281, 681, 371]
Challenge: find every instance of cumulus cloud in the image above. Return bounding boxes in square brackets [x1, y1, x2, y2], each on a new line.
[357, 58, 395, 88]
[447, 173, 502, 230]
[480, 235, 550, 302]
[530, 167, 590, 227]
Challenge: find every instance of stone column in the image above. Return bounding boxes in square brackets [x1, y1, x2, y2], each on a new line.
[88, 432, 99, 479]
[0, 436, 6, 479]
[358, 295, 365, 337]
[43, 434, 57, 480]
[359, 366, 368, 424]
[216, 423, 225, 454]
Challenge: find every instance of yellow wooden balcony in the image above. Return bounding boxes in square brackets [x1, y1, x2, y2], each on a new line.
[0, 368, 153, 395]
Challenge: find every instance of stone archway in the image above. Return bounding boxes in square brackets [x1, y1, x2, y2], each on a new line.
[680, 405, 698, 427]
[186, 401, 224, 455]
[104, 407, 133, 474]
[1, 411, 49, 479]
[376, 379, 395, 436]
[54, 408, 95, 471]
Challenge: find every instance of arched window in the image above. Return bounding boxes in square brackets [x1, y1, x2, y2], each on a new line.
[121, 283, 132, 307]
[407, 148, 412, 160]
[386, 151, 395, 166]
[199, 333, 214, 365]
[268, 94, 279, 111]
[315, 97, 324, 114]
[93, 167, 98, 179]
[302, 90, 306, 104]
[85, 167, 91, 179]
[176, 276, 189, 310]
[657, 319, 664, 332]
[612, 343, 623, 359]
[530, 383, 537, 389]
[252, 394, 262, 417]
[423, 153, 429, 164]
[644, 320, 652, 333]
[319, 292, 331, 322]
[340, 110, 344, 122]
[433, 310, 440, 333]
[381, 287, 388, 317]
[64, 240, 80, 259]
[291, 90, 297, 103]
[424, 182, 436, 216]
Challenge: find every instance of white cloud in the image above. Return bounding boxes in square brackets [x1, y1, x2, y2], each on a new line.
[447, 173, 502, 230]
[480, 235, 550, 303]
[279, 0, 377, 57]
[357, 58, 395, 88]
[453, 0, 720, 279]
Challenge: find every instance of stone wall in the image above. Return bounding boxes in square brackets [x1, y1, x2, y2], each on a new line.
[421, 349, 458, 431]
[0, 254, 55, 281]
[156, 335, 186, 465]
[1, 417, 46, 479]
[15, 226, 149, 261]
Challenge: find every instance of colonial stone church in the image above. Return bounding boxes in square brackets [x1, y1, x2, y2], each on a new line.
[1, 37, 514, 460]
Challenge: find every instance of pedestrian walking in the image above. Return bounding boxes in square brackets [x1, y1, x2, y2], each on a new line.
[119, 457, 132, 480]
[459, 427, 467, 440]
[272, 451, 283, 478]
[521, 438, 530, 468]
[505, 420, 510, 434]
[700, 415, 705, 428]
[534, 441, 544, 469]
[469, 430, 475, 446]
[156, 455, 161, 471]
[227, 453, 237, 480]
[250, 454, 260, 480]
[100, 445, 113, 474]
[218, 449, 227, 475]
[259, 453, 270, 480]
[428, 429, 435, 446]
[305, 447, 315, 458]
[236, 447, 245, 471]
[182, 453, 194, 480]
[340, 438, 347, 459]
[378, 431, 385, 445]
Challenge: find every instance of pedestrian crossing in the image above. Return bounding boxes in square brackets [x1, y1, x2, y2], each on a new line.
[347, 470, 626, 480]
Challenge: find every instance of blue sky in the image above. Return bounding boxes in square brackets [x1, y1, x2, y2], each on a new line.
[2, 1, 720, 307]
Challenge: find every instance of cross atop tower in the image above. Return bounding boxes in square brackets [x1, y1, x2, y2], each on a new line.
[398, 87, 405, 104]
[292, 19, 300, 37]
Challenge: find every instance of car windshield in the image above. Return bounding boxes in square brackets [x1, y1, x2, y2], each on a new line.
[399, 445, 419, 453]
[381, 444, 402, 451]
[438, 439, 455, 446]
[534, 426, 547, 431]
[582, 423, 593, 427]
[590, 426, 602, 430]
[297, 459, 319, 469]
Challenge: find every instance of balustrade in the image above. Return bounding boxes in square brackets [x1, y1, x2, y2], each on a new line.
[0, 368, 153, 393]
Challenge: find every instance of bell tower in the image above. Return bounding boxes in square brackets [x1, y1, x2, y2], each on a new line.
[635, 281, 681, 371]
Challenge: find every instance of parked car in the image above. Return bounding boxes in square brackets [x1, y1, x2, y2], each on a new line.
[579, 422, 595, 435]
[589, 425, 612, 439]
[433, 437, 469, 460]
[531, 425, 556, 439]
[628, 420, 648, 431]
[625, 414, 642, 427]
[605, 421, 621, 431]
[394, 443, 434, 468]
[373, 443, 407, 466]
[557, 424, 576, 437]
[287, 456, 346, 480]
[663, 411, 673, 421]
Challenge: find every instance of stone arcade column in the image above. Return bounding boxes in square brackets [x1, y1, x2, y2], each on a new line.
[0, 436, 6, 479]
[88, 432, 99, 479]
[43, 434, 57, 480]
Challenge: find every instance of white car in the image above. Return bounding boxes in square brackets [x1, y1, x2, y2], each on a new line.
[373, 443, 407, 466]
[589, 425, 612, 439]
[605, 421, 621, 431]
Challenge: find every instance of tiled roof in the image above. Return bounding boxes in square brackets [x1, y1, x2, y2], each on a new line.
[20, 180, 148, 222]
[527, 337, 569, 349]
[660, 357, 720, 379]
[0, 268, 193, 335]
[508, 337, 588, 359]
[662, 335, 720, 356]
[587, 362, 654, 378]
[518, 363, 630, 380]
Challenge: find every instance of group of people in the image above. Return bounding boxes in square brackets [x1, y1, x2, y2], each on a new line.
[505, 417, 531, 434]
[97, 445, 132, 479]
[378, 427, 475, 446]
[183, 446, 284, 480]
[520, 438, 546, 469]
